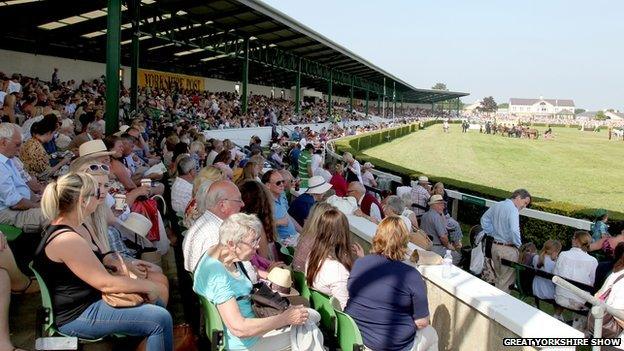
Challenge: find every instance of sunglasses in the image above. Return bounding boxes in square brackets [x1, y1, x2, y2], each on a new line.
[274, 180, 284, 186]
[87, 164, 110, 172]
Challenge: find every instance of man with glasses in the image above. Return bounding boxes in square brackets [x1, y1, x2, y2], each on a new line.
[261, 170, 302, 245]
[480, 188, 532, 292]
[0, 123, 48, 233]
[182, 180, 245, 273]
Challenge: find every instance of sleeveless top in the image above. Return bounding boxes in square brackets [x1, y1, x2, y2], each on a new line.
[33, 224, 103, 327]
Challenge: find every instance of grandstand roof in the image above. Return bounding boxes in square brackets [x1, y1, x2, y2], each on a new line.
[0, 0, 468, 103]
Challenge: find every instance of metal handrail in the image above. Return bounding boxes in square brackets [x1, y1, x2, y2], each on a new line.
[552, 276, 624, 350]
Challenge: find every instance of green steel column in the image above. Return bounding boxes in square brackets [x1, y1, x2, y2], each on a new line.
[392, 81, 396, 119]
[382, 77, 386, 118]
[365, 90, 369, 117]
[105, 0, 121, 135]
[129, 0, 139, 112]
[294, 58, 301, 115]
[349, 76, 354, 112]
[241, 38, 250, 114]
[327, 70, 333, 118]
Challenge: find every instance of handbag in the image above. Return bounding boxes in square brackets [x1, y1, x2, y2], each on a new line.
[587, 274, 624, 338]
[102, 252, 146, 308]
[410, 229, 433, 251]
[236, 262, 290, 318]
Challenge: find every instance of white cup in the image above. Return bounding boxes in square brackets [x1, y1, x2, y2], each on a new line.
[113, 194, 127, 210]
[141, 179, 152, 188]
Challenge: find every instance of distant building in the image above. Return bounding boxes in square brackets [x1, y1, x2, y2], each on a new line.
[508, 97, 575, 118]
[606, 111, 624, 120]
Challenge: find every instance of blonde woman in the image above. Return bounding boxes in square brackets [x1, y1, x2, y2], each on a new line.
[532, 239, 562, 318]
[33, 173, 173, 350]
[345, 216, 439, 351]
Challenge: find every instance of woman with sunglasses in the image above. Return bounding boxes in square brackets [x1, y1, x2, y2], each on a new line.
[72, 161, 170, 304]
[33, 172, 173, 351]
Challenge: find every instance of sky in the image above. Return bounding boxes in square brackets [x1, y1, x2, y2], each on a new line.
[261, 0, 623, 111]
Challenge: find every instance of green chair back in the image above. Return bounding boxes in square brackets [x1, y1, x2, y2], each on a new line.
[198, 295, 226, 351]
[0, 224, 22, 241]
[276, 241, 294, 265]
[29, 261, 57, 337]
[29, 262, 122, 342]
[292, 270, 311, 302]
[335, 310, 365, 351]
[310, 290, 337, 336]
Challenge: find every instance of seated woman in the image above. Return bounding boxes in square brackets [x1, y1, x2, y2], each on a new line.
[101, 136, 151, 206]
[592, 242, 624, 337]
[292, 202, 335, 272]
[345, 216, 439, 351]
[306, 208, 363, 310]
[234, 161, 259, 187]
[33, 173, 173, 350]
[531, 240, 563, 319]
[554, 231, 598, 328]
[1, 231, 40, 351]
[238, 180, 279, 263]
[193, 213, 315, 351]
[591, 209, 609, 242]
[73, 160, 169, 304]
[184, 166, 225, 228]
[20, 116, 71, 182]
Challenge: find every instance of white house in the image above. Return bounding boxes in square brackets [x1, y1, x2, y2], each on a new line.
[508, 97, 575, 118]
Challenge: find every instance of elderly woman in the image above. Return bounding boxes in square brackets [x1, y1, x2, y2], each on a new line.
[193, 213, 315, 350]
[345, 216, 438, 351]
[383, 195, 419, 233]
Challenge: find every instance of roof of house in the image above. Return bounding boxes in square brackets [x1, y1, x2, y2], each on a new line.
[509, 98, 575, 107]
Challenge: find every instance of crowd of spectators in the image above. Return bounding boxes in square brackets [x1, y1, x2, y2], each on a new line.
[3, 65, 622, 350]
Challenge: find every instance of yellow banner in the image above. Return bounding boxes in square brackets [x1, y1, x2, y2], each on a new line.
[138, 69, 204, 91]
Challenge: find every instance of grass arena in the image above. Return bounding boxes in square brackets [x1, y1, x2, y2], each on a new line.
[363, 124, 624, 213]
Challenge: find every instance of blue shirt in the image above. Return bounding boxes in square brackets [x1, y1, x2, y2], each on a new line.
[0, 154, 30, 211]
[591, 221, 609, 242]
[274, 193, 296, 240]
[345, 254, 429, 351]
[288, 193, 315, 227]
[193, 255, 258, 349]
[480, 199, 521, 247]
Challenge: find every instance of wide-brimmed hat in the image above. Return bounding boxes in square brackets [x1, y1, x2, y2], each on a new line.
[595, 209, 608, 218]
[266, 267, 299, 296]
[418, 176, 429, 183]
[78, 139, 113, 158]
[119, 213, 153, 244]
[114, 125, 130, 136]
[306, 176, 332, 195]
[428, 194, 445, 205]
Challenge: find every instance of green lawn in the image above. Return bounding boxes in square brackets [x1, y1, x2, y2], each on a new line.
[363, 125, 624, 213]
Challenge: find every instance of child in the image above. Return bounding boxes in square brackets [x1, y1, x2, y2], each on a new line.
[532, 239, 563, 319]
[591, 209, 609, 242]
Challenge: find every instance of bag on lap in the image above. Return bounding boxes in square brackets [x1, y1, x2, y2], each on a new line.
[587, 274, 624, 338]
[410, 229, 433, 251]
[102, 252, 146, 308]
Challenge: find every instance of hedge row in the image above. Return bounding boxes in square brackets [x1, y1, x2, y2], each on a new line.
[333, 121, 621, 247]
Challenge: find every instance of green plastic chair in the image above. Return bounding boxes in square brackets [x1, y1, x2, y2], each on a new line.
[29, 262, 119, 342]
[198, 295, 226, 351]
[0, 224, 22, 242]
[275, 242, 294, 265]
[310, 289, 337, 337]
[292, 270, 311, 302]
[335, 310, 365, 351]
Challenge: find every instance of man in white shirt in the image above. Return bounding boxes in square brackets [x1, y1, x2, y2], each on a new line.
[553, 240, 598, 311]
[171, 156, 196, 214]
[182, 180, 244, 272]
[411, 176, 432, 217]
[343, 152, 362, 183]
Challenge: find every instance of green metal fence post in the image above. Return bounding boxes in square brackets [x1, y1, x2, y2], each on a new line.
[129, 0, 139, 113]
[105, 0, 121, 135]
[241, 38, 249, 114]
[295, 57, 301, 115]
